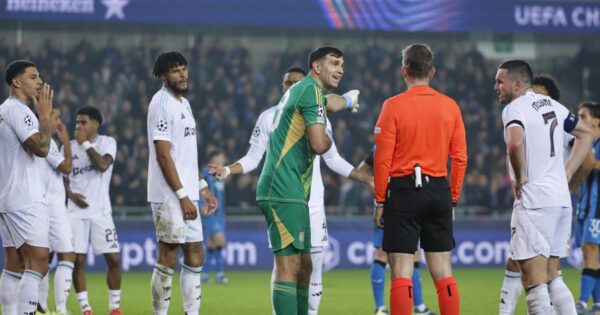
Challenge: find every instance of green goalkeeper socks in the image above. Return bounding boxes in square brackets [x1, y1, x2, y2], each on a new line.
[296, 284, 309, 315]
[273, 281, 297, 315]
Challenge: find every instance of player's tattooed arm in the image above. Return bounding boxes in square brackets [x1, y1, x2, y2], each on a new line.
[349, 168, 374, 192]
[569, 151, 595, 193]
[85, 148, 113, 172]
[24, 84, 57, 157]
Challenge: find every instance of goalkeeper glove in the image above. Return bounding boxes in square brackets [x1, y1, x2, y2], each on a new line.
[343, 90, 360, 113]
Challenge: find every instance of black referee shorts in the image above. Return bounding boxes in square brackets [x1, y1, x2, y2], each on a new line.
[382, 175, 455, 254]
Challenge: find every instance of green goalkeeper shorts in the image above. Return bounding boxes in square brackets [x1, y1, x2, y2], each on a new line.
[257, 200, 311, 256]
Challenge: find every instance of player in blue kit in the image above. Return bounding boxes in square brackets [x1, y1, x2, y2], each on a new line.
[200, 149, 229, 284]
[357, 145, 436, 315]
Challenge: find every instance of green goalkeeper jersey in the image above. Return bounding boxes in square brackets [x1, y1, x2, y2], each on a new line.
[256, 75, 327, 204]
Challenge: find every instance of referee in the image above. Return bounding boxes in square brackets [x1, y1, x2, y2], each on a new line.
[373, 44, 467, 315]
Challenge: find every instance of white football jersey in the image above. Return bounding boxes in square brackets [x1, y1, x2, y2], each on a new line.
[147, 87, 199, 203]
[0, 97, 46, 212]
[42, 139, 66, 205]
[502, 91, 576, 209]
[65, 135, 116, 218]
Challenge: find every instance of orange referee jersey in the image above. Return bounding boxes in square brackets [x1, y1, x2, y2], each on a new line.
[373, 85, 467, 204]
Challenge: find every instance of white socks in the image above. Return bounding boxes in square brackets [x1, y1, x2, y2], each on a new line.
[109, 289, 121, 311]
[548, 277, 577, 315]
[151, 263, 174, 315]
[54, 261, 74, 313]
[181, 264, 202, 314]
[18, 270, 43, 314]
[499, 270, 522, 315]
[77, 291, 92, 312]
[38, 271, 50, 312]
[525, 284, 553, 315]
[0, 270, 22, 315]
[309, 251, 323, 315]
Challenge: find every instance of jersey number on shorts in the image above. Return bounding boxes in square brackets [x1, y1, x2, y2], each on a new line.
[542, 111, 558, 157]
[105, 228, 118, 243]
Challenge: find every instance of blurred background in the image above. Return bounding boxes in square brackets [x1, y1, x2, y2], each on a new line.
[1, 0, 599, 270]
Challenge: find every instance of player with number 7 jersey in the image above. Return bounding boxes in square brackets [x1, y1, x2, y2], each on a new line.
[502, 91, 576, 210]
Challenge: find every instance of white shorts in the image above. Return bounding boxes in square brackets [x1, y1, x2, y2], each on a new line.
[151, 198, 203, 244]
[0, 202, 49, 249]
[309, 205, 328, 248]
[71, 213, 120, 254]
[510, 204, 571, 260]
[48, 201, 74, 253]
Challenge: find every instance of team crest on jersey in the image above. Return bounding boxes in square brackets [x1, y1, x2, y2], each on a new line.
[252, 126, 260, 138]
[156, 120, 168, 132]
[24, 115, 33, 127]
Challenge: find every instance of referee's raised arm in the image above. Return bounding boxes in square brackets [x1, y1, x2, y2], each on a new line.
[372, 43, 466, 315]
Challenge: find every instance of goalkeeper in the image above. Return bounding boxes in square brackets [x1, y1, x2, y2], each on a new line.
[209, 64, 370, 314]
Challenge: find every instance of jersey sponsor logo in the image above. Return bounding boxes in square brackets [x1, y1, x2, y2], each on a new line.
[156, 120, 168, 132]
[72, 164, 97, 176]
[24, 115, 33, 127]
[6, 0, 94, 14]
[184, 127, 196, 137]
[374, 127, 381, 134]
[252, 126, 260, 138]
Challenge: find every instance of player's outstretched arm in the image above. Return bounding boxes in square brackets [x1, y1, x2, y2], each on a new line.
[209, 143, 266, 180]
[566, 119, 595, 181]
[325, 90, 360, 113]
[322, 135, 373, 189]
[569, 151, 595, 193]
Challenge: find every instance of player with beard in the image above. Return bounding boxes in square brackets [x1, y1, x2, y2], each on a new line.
[497, 60, 593, 314]
[147, 51, 218, 315]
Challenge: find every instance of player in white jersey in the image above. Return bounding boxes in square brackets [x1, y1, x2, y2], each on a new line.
[63, 106, 122, 315]
[36, 108, 76, 315]
[497, 60, 594, 315]
[0, 60, 56, 315]
[498, 73, 596, 315]
[147, 51, 217, 315]
[208, 66, 369, 314]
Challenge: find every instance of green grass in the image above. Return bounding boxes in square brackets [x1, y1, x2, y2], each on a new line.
[40, 267, 582, 314]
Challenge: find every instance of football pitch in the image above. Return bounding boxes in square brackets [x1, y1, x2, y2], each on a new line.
[42, 267, 581, 314]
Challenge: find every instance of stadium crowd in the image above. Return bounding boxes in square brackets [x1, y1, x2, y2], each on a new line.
[0, 36, 594, 215]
